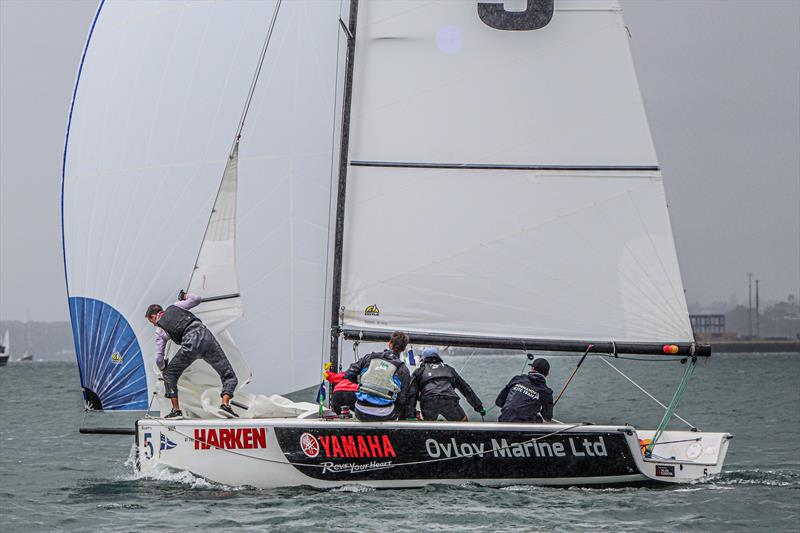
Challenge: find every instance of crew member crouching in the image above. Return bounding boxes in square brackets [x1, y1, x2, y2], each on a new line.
[495, 357, 553, 423]
[325, 369, 358, 415]
[344, 331, 412, 421]
[408, 347, 486, 421]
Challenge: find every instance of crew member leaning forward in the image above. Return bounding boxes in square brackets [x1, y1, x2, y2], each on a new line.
[145, 292, 238, 419]
[495, 357, 554, 423]
[324, 369, 358, 415]
[407, 347, 486, 421]
[344, 331, 412, 422]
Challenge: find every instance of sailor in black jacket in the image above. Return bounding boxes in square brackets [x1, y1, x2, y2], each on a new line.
[495, 358, 554, 423]
[408, 347, 486, 421]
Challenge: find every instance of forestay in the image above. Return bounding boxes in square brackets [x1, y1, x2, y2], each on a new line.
[339, 0, 693, 345]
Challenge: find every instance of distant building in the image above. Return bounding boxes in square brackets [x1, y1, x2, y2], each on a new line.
[690, 314, 725, 335]
[690, 314, 730, 340]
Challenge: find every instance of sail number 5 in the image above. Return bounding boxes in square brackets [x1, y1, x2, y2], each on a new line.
[478, 0, 554, 31]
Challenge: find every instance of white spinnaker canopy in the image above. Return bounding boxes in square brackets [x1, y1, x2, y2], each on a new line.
[339, 0, 693, 343]
[63, 0, 344, 409]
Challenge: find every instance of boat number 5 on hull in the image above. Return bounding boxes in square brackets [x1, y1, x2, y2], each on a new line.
[478, 0, 554, 31]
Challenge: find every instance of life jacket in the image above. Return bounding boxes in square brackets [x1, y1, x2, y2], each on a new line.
[156, 305, 200, 344]
[358, 357, 401, 400]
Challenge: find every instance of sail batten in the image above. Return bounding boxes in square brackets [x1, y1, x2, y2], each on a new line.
[351, 161, 661, 172]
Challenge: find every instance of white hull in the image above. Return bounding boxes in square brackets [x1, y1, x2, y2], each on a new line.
[136, 418, 731, 489]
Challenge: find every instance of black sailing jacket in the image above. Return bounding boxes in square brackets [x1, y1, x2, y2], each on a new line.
[495, 372, 554, 423]
[407, 357, 483, 411]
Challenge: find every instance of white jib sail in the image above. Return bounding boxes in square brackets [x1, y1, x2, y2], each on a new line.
[340, 0, 693, 344]
[161, 143, 251, 417]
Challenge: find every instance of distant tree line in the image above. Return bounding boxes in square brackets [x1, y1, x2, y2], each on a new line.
[725, 297, 800, 339]
[0, 321, 74, 360]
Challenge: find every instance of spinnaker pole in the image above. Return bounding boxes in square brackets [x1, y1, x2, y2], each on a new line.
[329, 0, 359, 372]
[554, 344, 593, 405]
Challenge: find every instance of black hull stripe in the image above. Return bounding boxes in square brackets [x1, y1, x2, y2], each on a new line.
[350, 161, 660, 172]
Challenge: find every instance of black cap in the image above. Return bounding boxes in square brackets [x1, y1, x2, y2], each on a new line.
[530, 358, 550, 376]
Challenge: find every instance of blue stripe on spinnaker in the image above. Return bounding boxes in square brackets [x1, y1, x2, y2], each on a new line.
[69, 297, 148, 411]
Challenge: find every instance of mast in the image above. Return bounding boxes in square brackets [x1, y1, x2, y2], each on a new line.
[329, 0, 359, 372]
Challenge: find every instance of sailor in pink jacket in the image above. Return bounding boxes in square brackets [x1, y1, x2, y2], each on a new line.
[145, 292, 238, 419]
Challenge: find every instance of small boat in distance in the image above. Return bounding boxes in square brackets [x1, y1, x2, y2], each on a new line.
[0, 331, 10, 366]
[19, 319, 33, 361]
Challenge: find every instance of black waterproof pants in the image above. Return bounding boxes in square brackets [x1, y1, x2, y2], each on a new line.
[331, 390, 357, 415]
[420, 396, 467, 421]
[162, 323, 238, 399]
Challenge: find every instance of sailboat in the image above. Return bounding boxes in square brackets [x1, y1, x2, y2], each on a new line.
[62, 0, 730, 488]
[0, 331, 9, 366]
[19, 318, 33, 362]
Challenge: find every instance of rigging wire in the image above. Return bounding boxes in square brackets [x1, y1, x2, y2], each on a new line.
[231, 0, 282, 153]
[320, 0, 346, 373]
[596, 355, 696, 430]
[184, 1, 282, 292]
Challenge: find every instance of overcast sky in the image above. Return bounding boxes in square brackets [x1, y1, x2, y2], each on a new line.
[1, 0, 798, 322]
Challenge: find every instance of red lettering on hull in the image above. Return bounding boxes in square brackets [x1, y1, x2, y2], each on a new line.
[300, 433, 397, 459]
[194, 427, 267, 450]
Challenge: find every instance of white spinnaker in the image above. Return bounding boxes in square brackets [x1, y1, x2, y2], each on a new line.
[64, 1, 344, 404]
[340, 0, 693, 343]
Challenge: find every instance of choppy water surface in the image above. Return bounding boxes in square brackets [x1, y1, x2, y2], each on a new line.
[1, 353, 798, 532]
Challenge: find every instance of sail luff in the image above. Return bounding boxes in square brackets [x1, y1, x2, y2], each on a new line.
[329, 0, 360, 372]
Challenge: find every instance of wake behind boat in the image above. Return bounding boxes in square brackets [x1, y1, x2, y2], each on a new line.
[63, 0, 731, 489]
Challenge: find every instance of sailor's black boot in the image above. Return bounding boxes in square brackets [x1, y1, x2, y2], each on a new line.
[220, 404, 238, 418]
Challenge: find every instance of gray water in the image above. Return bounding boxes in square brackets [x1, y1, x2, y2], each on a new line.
[1, 353, 798, 532]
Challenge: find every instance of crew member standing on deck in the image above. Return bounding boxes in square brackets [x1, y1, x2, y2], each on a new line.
[495, 357, 554, 423]
[145, 292, 238, 419]
[344, 331, 412, 421]
[407, 347, 486, 421]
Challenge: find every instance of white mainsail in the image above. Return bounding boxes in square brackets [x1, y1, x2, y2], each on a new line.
[339, 0, 693, 344]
